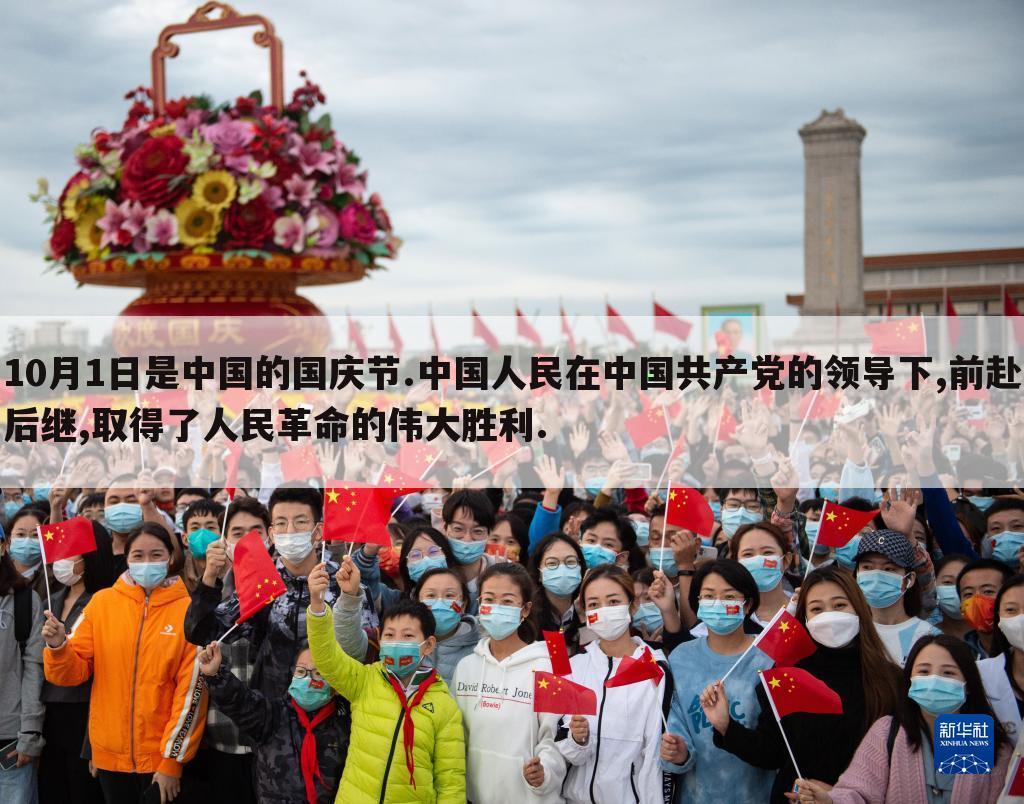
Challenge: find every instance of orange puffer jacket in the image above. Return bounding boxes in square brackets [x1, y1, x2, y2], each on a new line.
[44, 574, 207, 778]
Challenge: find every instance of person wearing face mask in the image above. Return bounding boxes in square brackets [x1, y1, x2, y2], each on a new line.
[172, 489, 211, 536]
[5, 505, 55, 601]
[179, 498, 224, 593]
[661, 561, 774, 804]
[350, 525, 456, 616]
[717, 487, 764, 542]
[800, 498, 834, 571]
[933, 554, 972, 642]
[528, 533, 586, 655]
[707, 566, 902, 803]
[37, 523, 116, 804]
[577, 509, 644, 581]
[42, 522, 208, 804]
[977, 575, 1024, 746]
[556, 565, 667, 804]
[197, 639, 351, 804]
[631, 566, 686, 655]
[853, 529, 940, 667]
[453, 563, 568, 803]
[956, 558, 1012, 659]
[984, 499, 1024, 569]
[441, 490, 499, 614]
[97, 478, 160, 576]
[795, 635, 1011, 803]
[306, 563, 466, 802]
[411, 568, 478, 685]
[731, 522, 797, 627]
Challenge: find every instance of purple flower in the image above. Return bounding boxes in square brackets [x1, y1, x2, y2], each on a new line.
[261, 183, 285, 210]
[203, 118, 256, 156]
[273, 212, 305, 253]
[98, 199, 148, 249]
[306, 204, 340, 248]
[144, 209, 179, 248]
[175, 109, 206, 140]
[288, 133, 335, 176]
[334, 160, 367, 197]
[283, 174, 316, 208]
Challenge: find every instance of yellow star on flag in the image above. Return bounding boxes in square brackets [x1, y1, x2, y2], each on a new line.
[538, 678, 549, 689]
[326, 489, 340, 504]
[826, 511, 837, 522]
[769, 677, 781, 689]
[779, 621, 790, 632]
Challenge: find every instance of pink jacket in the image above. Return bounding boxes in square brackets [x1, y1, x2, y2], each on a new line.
[830, 716, 1010, 804]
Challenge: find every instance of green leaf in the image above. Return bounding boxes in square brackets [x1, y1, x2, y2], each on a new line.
[315, 113, 332, 133]
[248, 89, 264, 106]
[298, 112, 310, 135]
[192, 95, 213, 110]
[366, 242, 391, 257]
[354, 250, 371, 266]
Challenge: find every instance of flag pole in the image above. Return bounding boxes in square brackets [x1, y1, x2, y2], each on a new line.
[802, 501, 827, 583]
[758, 670, 804, 781]
[653, 405, 674, 495]
[719, 607, 785, 684]
[390, 449, 443, 517]
[216, 620, 241, 645]
[59, 405, 90, 477]
[35, 526, 53, 613]
[468, 446, 528, 483]
[788, 389, 819, 458]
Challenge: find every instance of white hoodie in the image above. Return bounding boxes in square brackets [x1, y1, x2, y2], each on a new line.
[453, 638, 567, 803]
[556, 638, 666, 804]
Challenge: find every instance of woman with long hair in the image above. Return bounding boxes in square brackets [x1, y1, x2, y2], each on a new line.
[527, 532, 585, 655]
[703, 565, 902, 803]
[795, 634, 1011, 803]
[977, 573, 1024, 745]
[730, 522, 798, 625]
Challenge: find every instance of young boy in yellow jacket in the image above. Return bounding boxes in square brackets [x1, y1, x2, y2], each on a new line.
[307, 556, 465, 803]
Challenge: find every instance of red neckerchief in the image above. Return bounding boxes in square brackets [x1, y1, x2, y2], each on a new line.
[384, 669, 438, 788]
[290, 698, 337, 804]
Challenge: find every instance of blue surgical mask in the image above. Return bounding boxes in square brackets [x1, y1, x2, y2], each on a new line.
[739, 554, 784, 592]
[104, 502, 144, 534]
[9, 537, 42, 566]
[936, 584, 963, 620]
[129, 560, 168, 590]
[380, 640, 424, 677]
[709, 501, 722, 522]
[834, 535, 862, 570]
[970, 496, 994, 513]
[819, 482, 840, 502]
[174, 510, 186, 531]
[857, 569, 907, 609]
[448, 537, 486, 566]
[479, 603, 524, 640]
[722, 507, 761, 537]
[697, 599, 746, 635]
[584, 477, 606, 497]
[407, 554, 448, 582]
[187, 528, 220, 558]
[581, 543, 617, 568]
[289, 675, 333, 711]
[648, 547, 678, 577]
[805, 520, 820, 540]
[32, 484, 51, 502]
[425, 599, 462, 635]
[631, 520, 650, 547]
[541, 564, 581, 598]
[3, 500, 21, 520]
[632, 602, 663, 633]
[908, 675, 966, 715]
[992, 532, 1024, 568]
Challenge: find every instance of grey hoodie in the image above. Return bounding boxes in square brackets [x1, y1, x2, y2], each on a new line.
[0, 589, 46, 756]
[427, 616, 479, 687]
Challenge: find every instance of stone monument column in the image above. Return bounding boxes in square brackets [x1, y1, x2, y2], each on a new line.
[799, 109, 867, 314]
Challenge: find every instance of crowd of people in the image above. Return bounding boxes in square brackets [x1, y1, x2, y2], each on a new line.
[3, 381, 1024, 803]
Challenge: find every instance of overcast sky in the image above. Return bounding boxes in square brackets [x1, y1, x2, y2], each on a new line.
[1, 0, 1021, 324]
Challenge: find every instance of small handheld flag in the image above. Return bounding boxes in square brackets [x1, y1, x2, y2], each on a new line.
[543, 631, 572, 677]
[38, 517, 97, 564]
[233, 530, 286, 625]
[533, 671, 597, 716]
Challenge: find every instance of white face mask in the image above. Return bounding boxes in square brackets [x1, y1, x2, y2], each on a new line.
[274, 531, 314, 563]
[586, 604, 632, 641]
[53, 558, 82, 587]
[998, 613, 1024, 650]
[806, 610, 861, 648]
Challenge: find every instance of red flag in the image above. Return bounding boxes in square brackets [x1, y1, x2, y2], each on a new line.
[38, 517, 96, 563]
[222, 441, 242, 499]
[606, 303, 637, 347]
[481, 438, 525, 470]
[717, 405, 738, 443]
[1008, 756, 1024, 796]
[665, 485, 714, 537]
[388, 309, 403, 356]
[137, 389, 190, 423]
[0, 381, 15, 405]
[604, 647, 664, 688]
[472, 308, 501, 351]
[233, 530, 286, 623]
[219, 387, 257, 416]
[1005, 289, 1024, 346]
[815, 501, 879, 548]
[515, 306, 543, 347]
[625, 407, 670, 449]
[397, 442, 441, 479]
[760, 667, 843, 718]
[653, 300, 691, 341]
[323, 483, 393, 547]
[280, 444, 323, 482]
[348, 314, 368, 360]
[543, 631, 572, 677]
[863, 316, 926, 356]
[560, 305, 577, 354]
[754, 610, 817, 666]
[377, 467, 429, 498]
[944, 291, 961, 348]
[798, 390, 842, 422]
[533, 671, 597, 716]
[429, 309, 443, 355]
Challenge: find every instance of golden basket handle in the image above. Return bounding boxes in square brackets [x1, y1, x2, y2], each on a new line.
[151, 2, 284, 115]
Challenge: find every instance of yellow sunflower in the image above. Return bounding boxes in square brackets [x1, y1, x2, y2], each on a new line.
[73, 198, 106, 257]
[62, 176, 93, 222]
[175, 198, 222, 247]
[192, 170, 237, 212]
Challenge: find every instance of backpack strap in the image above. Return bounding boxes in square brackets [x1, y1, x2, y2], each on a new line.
[13, 585, 31, 655]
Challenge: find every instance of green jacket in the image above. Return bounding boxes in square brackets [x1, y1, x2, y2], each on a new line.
[306, 606, 466, 803]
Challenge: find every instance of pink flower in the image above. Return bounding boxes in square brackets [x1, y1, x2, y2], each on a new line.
[288, 133, 335, 176]
[273, 212, 305, 253]
[334, 161, 366, 197]
[204, 118, 256, 155]
[261, 184, 285, 210]
[174, 109, 207, 140]
[306, 204, 339, 248]
[338, 201, 376, 244]
[97, 199, 148, 249]
[283, 174, 316, 208]
[144, 209, 179, 248]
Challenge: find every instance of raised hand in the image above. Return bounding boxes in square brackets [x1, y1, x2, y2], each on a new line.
[336, 554, 362, 597]
[308, 562, 331, 614]
[197, 641, 222, 676]
[41, 610, 67, 649]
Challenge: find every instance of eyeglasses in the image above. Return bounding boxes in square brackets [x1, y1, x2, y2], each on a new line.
[272, 517, 314, 531]
[408, 546, 444, 562]
[447, 524, 489, 539]
[293, 667, 325, 683]
[541, 557, 580, 570]
[722, 500, 762, 513]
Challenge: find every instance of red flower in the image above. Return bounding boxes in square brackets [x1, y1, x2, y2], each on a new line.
[224, 198, 275, 249]
[164, 97, 190, 118]
[50, 219, 76, 259]
[120, 135, 189, 208]
[338, 201, 376, 244]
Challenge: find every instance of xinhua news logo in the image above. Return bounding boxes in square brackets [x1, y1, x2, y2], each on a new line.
[934, 714, 994, 775]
